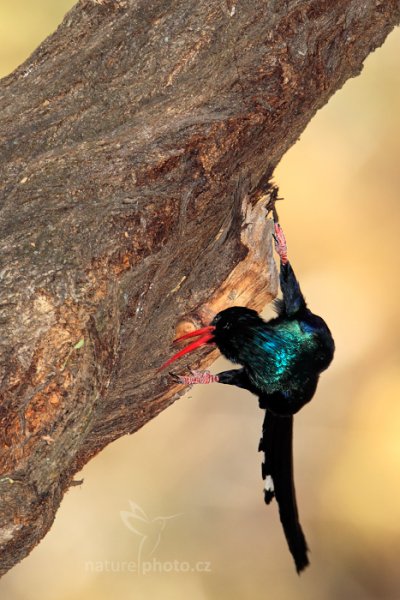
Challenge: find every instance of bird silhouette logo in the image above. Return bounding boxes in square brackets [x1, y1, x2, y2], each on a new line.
[120, 500, 182, 563]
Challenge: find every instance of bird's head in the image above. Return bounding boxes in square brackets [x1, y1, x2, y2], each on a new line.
[211, 306, 260, 332]
[159, 306, 261, 370]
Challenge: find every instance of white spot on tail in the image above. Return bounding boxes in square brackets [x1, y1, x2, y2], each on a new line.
[264, 475, 274, 493]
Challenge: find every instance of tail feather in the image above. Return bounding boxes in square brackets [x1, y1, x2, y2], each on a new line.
[259, 410, 309, 573]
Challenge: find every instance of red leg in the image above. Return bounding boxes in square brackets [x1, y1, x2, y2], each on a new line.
[273, 223, 288, 265]
[172, 370, 220, 385]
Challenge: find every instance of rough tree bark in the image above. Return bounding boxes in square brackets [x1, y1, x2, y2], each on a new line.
[0, 0, 398, 577]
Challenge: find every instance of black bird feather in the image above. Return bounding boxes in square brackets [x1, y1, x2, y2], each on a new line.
[260, 412, 309, 573]
[162, 206, 335, 573]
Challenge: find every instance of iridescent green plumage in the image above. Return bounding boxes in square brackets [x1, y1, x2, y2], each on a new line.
[231, 318, 316, 392]
[212, 279, 334, 413]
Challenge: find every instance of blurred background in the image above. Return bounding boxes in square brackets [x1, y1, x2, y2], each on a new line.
[1, 3, 399, 599]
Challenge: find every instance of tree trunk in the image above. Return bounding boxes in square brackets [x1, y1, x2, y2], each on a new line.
[0, 0, 398, 577]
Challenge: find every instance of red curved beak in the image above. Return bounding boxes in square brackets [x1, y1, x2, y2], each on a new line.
[159, 325, 216, 371]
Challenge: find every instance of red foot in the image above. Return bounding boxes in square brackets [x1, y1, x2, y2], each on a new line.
[175, 370, 219, 385]
[273, 223, 288, 265]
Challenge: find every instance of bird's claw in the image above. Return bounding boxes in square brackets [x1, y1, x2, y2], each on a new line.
[273, 223, 288, 265]
[265, 186, 281, 223]
[169, 372, 184, 384]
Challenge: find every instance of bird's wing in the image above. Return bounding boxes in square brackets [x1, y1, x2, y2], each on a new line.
[244, 322, 315, 394]
[259, 408, 309, 573]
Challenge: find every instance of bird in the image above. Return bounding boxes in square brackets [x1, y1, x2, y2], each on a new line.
[160, 196, 335, 573]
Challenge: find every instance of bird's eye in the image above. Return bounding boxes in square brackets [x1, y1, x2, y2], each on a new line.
[211, 314, 221, 326]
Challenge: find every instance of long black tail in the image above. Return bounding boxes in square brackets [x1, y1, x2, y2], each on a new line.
[259, 411, 309, 573]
